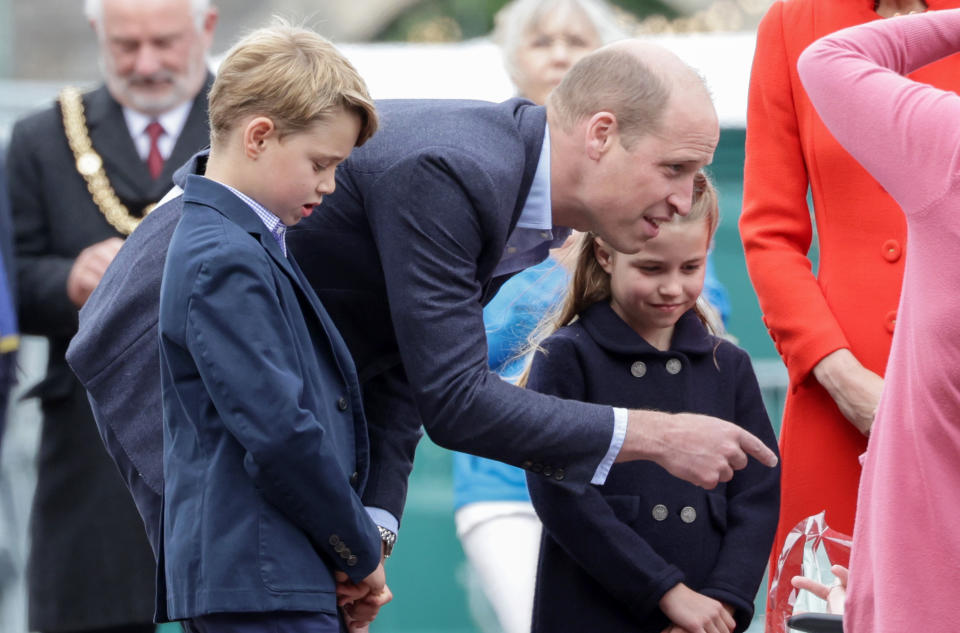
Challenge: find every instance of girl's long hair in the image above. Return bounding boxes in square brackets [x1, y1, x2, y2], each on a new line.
[517, 170, 719, 386]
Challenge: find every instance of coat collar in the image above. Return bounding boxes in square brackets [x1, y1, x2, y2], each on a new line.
[578, 302, 716, 357]
[181, 174, 296, 283]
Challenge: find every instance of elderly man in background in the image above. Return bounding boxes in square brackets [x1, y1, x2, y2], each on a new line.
[5, 0, 217, 631]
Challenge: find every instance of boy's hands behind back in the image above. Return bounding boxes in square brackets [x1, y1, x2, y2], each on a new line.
[335, 562, 393, 631]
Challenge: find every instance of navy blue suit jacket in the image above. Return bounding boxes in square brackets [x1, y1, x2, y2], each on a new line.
[67, 99, 614, 549]
[527, 305, 780, 633]
[157, 175, 380, 620]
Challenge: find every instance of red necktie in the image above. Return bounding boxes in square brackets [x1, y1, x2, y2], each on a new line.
[146, 121, 165, 179]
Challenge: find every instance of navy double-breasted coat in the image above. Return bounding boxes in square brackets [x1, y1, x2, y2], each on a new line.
[527, 303, 780, 633]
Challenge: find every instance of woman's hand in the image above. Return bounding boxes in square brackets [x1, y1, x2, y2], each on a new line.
[813, 349, 884, 436]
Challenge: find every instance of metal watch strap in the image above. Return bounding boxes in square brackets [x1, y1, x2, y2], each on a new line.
[377, 525, 396, 558]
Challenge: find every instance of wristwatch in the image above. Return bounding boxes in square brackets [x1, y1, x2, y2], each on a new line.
[378, 526, 397, 558]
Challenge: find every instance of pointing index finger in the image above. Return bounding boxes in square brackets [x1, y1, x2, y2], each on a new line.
[738, 429, 778, 467]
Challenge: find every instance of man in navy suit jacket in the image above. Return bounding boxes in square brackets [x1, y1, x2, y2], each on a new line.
[67, 40, 777, 559]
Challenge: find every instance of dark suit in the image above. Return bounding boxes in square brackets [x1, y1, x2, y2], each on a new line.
[7, 80, 211, 632]
[68, 99, 615, 546]
[158, 175, 380, 621]
[526, 305, 780, 633]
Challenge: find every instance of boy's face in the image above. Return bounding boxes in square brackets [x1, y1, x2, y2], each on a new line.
[253, 110, 361, 226]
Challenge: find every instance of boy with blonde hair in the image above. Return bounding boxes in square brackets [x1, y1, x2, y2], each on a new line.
[157, 22, 388, 633]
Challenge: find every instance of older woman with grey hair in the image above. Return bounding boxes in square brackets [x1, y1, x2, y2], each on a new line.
[494, 0, 624, 105]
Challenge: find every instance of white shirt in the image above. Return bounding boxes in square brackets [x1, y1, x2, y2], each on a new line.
[122, 100, 194, 161]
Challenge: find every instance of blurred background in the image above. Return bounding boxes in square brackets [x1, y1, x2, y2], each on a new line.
[0, 1, 798, 632]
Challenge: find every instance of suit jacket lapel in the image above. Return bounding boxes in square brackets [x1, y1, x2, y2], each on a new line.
[85, 86, 149, 201]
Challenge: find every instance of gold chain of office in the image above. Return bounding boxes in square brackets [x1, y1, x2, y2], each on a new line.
[60, 86, 156, 236]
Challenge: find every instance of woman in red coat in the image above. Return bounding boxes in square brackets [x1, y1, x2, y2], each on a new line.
[740, 0, 960, 627]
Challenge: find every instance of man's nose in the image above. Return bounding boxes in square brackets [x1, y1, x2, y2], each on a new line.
[667, 178, 695, 217]
[133, 45, 161, 76]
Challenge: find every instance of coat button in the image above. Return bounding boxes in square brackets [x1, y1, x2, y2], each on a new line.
[553, 468, 565, 481]
[329, 535, 341, 546]
[531, 462, 543, 473]
[885, 310, 897, 334]
[543, 466, 553, 477]
[337, 397, 348, 411]
[680, 506, 697, 523]
[630, 361, 647, 378]
[522, 460, 533, 470]
[666, 358, 682, 375]
[881, 239, 902, 262]
[335, 542, 347, 553]
[652, 504, 668, 521]
[347, 555, 358, 567]
[350, 471, 359, 485]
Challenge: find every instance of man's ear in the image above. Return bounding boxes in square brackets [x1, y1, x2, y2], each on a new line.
[593, 237, 615, 274]
[584, 111, 619, 161]
[243, 117, 275, 159]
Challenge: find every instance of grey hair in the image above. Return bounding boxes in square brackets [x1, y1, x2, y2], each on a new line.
[493, 0, 625, 81]
[85, 0, 212, 31]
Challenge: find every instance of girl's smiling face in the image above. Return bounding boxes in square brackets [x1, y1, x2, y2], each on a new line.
[594, 218, 710, 350]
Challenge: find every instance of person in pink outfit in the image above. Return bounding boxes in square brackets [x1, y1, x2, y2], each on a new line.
[796, 9, 960, 633]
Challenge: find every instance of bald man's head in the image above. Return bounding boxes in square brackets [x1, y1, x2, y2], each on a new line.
[548, 39, 712, 148]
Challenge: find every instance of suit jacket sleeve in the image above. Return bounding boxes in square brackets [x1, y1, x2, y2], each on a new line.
[700, 346, 781, 631]
[363, 151, 613, 490]
[739, 3, 850, 387]
[178, 243, 381, 582]
[526, 334, 685, 620]
[7, 118, 80, 337]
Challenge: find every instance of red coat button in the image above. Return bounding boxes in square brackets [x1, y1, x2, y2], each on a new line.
[881, 239, 902, 262]
[884, 310, 897, 333]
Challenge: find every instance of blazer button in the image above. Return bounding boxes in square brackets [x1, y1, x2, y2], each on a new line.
[630, 361, 647, 378]
[885, 310, 897, 334]
[881, 239, 902, 262]
[335, 542, 347, 553]
[543, 466, 554, 477]
[680, 506, 697, 523]
[350, 471, 359, 485]
[665, 358, 682, 375]
[337, 397, 349, 411]
[652, 504, 668, 521]
[329, 534, 341, 546]
[553, 468, 565, 481]
[522, 460, 533, 470]
[347, 555, 358, 567]
[531, 462, 544, 473]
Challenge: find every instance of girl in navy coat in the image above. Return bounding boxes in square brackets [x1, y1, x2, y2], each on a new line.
[524, 173, 780, 633]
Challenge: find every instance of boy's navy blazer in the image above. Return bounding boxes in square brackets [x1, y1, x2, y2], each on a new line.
[67, 99, 614, 550]
[157, 175, 380, 619]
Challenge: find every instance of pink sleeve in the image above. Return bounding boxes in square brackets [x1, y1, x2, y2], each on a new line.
[797, 9, 960, 216]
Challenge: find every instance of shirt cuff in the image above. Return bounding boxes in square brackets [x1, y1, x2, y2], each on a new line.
[591, 407, 627, 485]
[365, 506, 399, 534]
